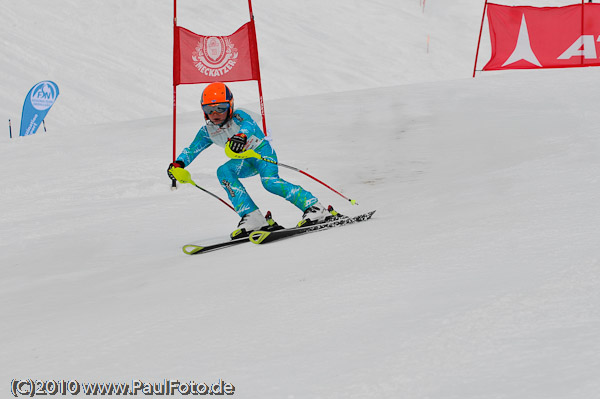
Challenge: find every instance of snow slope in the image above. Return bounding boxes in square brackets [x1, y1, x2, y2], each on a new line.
[2, 1, 600, 398]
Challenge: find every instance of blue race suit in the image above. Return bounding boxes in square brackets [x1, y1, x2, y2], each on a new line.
[176, 109, 318, 216]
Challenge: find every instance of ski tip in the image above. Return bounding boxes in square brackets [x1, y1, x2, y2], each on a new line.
[249, 230, 271, 244]
[183, 245, 205, 255]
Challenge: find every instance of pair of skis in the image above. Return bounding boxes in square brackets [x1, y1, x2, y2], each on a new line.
[182, 208, 375, 255]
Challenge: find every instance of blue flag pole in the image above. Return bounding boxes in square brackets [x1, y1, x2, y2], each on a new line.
[9, 119, 12, 139]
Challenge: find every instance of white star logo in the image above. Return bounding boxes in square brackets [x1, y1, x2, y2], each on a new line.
[502, 14, 542, 67]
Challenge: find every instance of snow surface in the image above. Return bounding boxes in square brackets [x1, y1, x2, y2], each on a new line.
[2, 1, 600, 398]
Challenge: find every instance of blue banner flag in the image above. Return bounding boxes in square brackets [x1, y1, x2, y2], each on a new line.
[19, 81, 60, 136]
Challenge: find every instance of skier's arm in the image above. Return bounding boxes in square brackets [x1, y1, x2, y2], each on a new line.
[236, 117, 265, 152]
[176, 127, 213, 166]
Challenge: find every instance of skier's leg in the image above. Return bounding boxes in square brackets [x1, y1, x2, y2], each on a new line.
[253, 155, 319, 211]
[216, 159, 260, 216]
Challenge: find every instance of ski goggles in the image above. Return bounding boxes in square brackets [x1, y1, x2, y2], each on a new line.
[202, 102, 230, 115]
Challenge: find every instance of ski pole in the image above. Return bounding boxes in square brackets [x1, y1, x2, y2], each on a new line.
[192, 183, 236, 212]
[169, 167, 236, 212]
[225, 144, 358, 205]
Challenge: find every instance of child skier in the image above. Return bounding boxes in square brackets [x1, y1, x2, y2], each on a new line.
[168, 82, 329, 239]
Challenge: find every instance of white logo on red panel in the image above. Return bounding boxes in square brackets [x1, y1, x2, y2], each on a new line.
[558, 35, 598, 59]
[501, 13, 600, 66]
[502, 14, 542, 67]
[192, 37, 239, 77]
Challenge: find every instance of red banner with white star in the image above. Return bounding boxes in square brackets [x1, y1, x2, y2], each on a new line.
[484, 3, 600, 71]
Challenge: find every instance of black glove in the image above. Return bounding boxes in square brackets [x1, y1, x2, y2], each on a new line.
[228, 133, 247, 153]
[167, 161, 185, 181]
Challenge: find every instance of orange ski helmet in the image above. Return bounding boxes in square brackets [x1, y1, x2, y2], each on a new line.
[201, 82, 234, 121]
